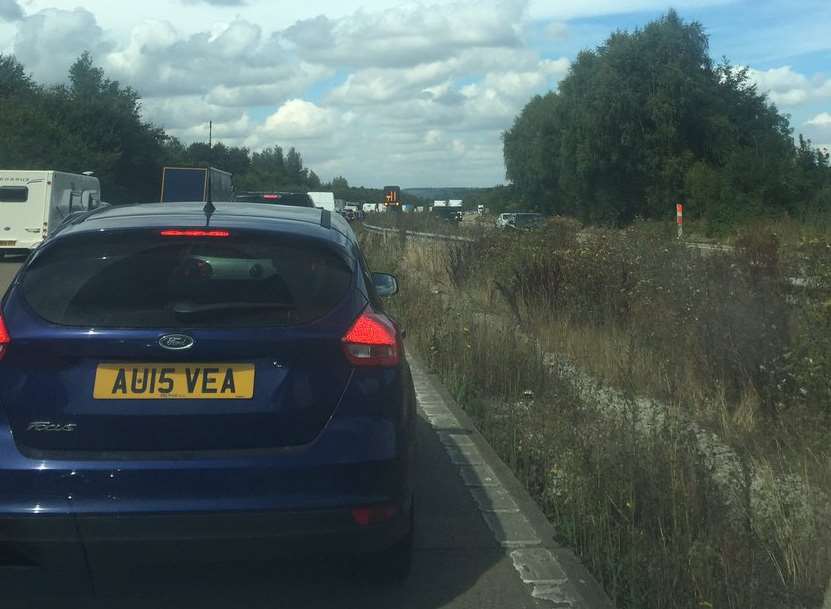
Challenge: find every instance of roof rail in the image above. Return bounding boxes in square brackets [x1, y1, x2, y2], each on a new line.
[320, 209, 331, 229]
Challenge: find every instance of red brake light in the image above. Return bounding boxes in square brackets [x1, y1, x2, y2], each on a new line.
[262, 194, 280, 200]
[341, 312, 400, 367]
[0, 315, 10, 361]
[160, 230, 230, 238]
[351, 504, 398, 526]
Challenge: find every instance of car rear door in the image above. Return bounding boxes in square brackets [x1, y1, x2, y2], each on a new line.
[0, 227, 364, 454]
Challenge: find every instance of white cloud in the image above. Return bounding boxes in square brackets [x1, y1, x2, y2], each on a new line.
[13, 8, 109, 83]
[0, 0, 22, 21]
[327, 49, 566, 107]
[233, 50, 568, 185]
[140, 95, 243, 130]
[15, 0, 769, 186]
[804, 113, 831, 128]
[261, 99, 341, 140]
[104, 19, 314, 99]
[169, 114, 254, 144]
[182, 0, 247, 5]
[281, 0, 525, 69]
[803, 113, 831, 145]
[748, 65, 831, 107]
[527, 0, 733, 20]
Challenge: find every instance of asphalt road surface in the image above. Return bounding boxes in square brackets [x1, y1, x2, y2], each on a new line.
[0, 257, 21, 293]
[0, 257, 609, 609]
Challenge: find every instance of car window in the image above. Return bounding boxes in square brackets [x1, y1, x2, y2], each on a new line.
[22, 231, 353, 328]
[0, 186, 28, 202]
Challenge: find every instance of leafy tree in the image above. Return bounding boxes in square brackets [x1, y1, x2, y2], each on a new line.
[1, 52, 346, 202]
[331, 176, 349, 192]
[0, 54, 32, 96]
[503, 10, 831, 230]
[307, 170, 321, 189]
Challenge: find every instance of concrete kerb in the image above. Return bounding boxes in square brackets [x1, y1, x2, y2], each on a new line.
[408, 351, 615, 609]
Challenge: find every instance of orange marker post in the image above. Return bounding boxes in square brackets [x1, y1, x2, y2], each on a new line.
[676, 203, 683, 239]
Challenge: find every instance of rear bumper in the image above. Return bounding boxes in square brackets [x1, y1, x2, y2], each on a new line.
[0, 418, 415, 565]
[0, 241, 38, 253]
[0, 502, 410, 563]
[0, 359, 417, 568]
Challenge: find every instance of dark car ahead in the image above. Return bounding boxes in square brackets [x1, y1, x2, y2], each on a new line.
[507, 213, 544, 230]
[431, 207, 462, 223]
[0, 202, 416, 579]
[234, 192, 315, 207]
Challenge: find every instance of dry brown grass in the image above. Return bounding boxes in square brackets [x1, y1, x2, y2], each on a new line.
[358, 223, 831, 609]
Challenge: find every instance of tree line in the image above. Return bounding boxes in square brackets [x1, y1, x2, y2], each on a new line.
[502, 10, 831, 231]
[0, 52, 336, 203]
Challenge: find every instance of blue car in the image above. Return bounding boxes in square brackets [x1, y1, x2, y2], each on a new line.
[0, 202, 416, 579]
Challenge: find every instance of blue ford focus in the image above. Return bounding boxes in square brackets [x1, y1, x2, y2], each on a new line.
[0, 202, 415, 579]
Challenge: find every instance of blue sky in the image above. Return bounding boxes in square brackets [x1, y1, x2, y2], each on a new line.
[0, 0, 828, 187]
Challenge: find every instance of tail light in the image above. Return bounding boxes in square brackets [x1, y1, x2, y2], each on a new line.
[341, 311, 400, 367]
[351, 504, 398, 526]
[0, 315, 10, 361]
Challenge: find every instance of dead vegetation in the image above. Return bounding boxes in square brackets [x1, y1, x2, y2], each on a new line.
[360, 219, 831, 609]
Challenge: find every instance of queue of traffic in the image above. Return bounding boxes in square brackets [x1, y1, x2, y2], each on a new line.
[1, 168, 382, 258]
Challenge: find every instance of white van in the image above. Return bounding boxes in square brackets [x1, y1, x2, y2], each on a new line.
[307, 192, 343, 213]
[0, 170, 102, 255]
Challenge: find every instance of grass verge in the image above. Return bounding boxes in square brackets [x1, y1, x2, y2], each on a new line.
[359, 220, 831, 609]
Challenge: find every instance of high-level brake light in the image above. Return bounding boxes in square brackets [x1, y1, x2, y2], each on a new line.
[160, 230, 230, 238]
[341, 311, 400, 367]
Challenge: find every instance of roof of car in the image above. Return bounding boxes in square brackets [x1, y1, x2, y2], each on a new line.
[235, 191, 308, 195]
[53, 202, 355, 245]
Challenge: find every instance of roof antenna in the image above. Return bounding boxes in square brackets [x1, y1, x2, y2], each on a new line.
[203, 120, 216, 222]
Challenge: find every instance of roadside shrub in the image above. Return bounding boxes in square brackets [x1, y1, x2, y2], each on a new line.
[445, 242, 477, 289]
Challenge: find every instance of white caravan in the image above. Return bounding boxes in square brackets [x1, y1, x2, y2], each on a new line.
[0, 170, 102, 255]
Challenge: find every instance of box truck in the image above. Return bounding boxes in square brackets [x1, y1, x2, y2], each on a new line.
[0, 170, 102, 255]
[160, 167, 233, 202]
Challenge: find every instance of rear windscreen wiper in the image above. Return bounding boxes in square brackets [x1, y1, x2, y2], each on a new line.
[172, 301, 296, 316]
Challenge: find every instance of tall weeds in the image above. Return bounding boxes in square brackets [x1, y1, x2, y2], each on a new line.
[358, 221, 831, 609]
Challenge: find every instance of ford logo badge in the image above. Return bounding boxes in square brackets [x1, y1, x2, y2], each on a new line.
[159, 334, 195, 351]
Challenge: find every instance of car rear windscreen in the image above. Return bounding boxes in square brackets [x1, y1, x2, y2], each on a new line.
[22, 231, 353, 328]
[234, 193, 313, 207]
[0, 186, 28, 202]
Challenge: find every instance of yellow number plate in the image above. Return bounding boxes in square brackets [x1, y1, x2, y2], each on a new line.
[93, 364, 255, 399]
